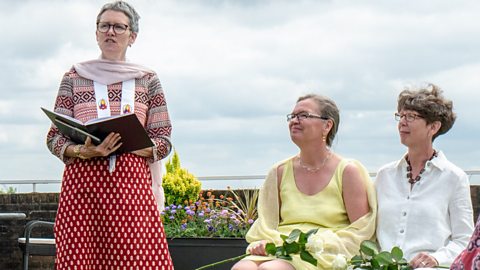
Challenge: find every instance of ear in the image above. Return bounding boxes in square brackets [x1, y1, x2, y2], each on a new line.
[429, 121, 442, 137]
[323, 119, 334, 137]
[129, 32, 137, 46]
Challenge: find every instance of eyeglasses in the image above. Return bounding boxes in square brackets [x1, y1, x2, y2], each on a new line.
[394, 112, 424, 122]
[286, 112, 329, 122]
[96, 22, 129, 34]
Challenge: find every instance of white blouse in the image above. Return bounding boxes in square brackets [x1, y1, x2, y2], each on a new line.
[375, 151, 474, 266]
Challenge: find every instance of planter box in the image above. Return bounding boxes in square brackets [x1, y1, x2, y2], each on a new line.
[167, 237, 248, 269]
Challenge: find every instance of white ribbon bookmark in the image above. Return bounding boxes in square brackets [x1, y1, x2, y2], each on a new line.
[93, 79, 135, 173]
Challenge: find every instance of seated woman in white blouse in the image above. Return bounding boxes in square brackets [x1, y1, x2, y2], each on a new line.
[375, 84, 474, 269]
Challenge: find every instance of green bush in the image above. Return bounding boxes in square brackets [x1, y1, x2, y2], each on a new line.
[162, 150, 202, 205]
[0, 186, 16, 194]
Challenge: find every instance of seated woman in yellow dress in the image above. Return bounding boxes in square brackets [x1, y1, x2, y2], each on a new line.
[231, 94, 377, 270]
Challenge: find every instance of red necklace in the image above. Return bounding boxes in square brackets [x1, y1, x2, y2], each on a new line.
[405, 150, 437, 184]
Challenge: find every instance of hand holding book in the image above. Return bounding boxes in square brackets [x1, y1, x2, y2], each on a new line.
[42, 107, 154, 155]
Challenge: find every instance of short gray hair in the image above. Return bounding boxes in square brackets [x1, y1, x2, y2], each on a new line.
[97, 1, 140, 33]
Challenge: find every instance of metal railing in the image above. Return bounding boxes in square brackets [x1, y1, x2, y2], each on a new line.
[1, 170, 479, 192]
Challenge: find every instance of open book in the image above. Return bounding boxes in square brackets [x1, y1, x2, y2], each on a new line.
[41, 107, 154, 154]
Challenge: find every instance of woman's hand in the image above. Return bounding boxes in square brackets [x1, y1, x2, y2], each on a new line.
[80, 133, 122, 159]
[410, 252, 438, 268]
[248, 240, 267, 256]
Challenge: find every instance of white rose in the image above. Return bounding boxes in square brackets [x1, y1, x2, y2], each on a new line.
[332, 254, 348, 270]
[305, 233, 324, 259]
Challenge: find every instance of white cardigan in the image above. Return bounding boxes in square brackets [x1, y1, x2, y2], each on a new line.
[375, 151, 474, 266]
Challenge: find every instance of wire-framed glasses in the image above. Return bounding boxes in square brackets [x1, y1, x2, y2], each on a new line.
[96, 22, 129, 34]
[286, 112, 329, 122]
[394, 112, 423, 122]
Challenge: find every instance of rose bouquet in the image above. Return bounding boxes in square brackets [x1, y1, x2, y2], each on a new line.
[195, 228, 415, 270]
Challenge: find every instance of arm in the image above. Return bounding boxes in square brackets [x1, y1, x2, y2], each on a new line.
[139, 74, 172, 161]
[430, 173, 474, 266]
[46, 72, 76, 164]
[312, 160, 377, 269]
[342, 163, 370, 223]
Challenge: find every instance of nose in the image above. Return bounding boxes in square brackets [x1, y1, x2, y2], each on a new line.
[106, 25, 116, 35]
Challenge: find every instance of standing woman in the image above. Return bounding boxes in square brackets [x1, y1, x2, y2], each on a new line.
[232, 94, 376, 270]
[375, 84, 474, 269]
[46, 1, 174, 269]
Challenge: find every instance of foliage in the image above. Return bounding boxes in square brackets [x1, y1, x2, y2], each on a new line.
[349, 240, 411, 270]
[265, 228, 319, 266]
[0, 186, 16, 194]
[161, 189, 258, 238]
[220, 187, 259, 226]
[162, 150, 202, 205]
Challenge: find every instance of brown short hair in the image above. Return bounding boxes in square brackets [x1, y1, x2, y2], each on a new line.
[397, 83, 456, 141]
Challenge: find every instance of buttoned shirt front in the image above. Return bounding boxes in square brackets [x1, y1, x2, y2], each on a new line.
[375, 151, 474, 266]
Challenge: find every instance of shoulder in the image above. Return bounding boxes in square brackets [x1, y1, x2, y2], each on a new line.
[375, 160, 400, 179]
[341, 160, 366, 185]
[436, 152, 466, 175]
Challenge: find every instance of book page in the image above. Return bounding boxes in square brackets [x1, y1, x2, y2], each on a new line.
[85, 113, 132, 125]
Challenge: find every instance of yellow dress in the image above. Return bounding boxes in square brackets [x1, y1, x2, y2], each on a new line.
[245, 157, 377, 270]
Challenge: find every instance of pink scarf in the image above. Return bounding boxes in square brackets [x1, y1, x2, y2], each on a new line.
[73, 58, 155, 85]
[73, 58, 165, 213]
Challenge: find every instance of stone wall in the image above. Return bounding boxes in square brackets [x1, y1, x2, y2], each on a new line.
[0, 193, 58, 270]
[1, 188, 479, 270]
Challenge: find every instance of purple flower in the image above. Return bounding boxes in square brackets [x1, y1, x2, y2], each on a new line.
[169, 215, 175, 220]
[181, 224, 187, 230]
[198, 211, 205, 217]
[164, 206, 170, 211]
[171, 205, 177, 210]
[204, 219, 212, 224]
[248, 219, 254, 224]
[171, 210, 176, 214]
[186, 209, 195, 216]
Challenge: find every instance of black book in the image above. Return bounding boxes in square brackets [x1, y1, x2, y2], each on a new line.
[41, 107, 154, 154]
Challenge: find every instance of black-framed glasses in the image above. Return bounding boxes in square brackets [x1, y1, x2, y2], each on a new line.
[96, 22, 129, 34]
[394, 112, 423, 122]
[286, 112, 329, 122]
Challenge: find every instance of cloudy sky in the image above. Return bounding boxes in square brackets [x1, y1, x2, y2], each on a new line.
[1, 0, 479, 190]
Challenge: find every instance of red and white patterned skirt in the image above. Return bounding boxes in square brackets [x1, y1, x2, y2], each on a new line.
[54, 154, 173, 269]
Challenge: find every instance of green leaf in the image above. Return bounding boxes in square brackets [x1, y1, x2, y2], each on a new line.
[375, 251, 394, 265]
[277, 254, 292, 261]
[360, 240, 379, 256]
[265, 243, 277, 255]
[284, 242, 300, 254]
[300, 250, 317, 266]
[390, 246, 403, 262]
[350, 255, 364, 265]
[371, 258, 381, 269]
[286, 229, 302, 244]
[306, 228, 319, 236]
[298, 231, 308, 244]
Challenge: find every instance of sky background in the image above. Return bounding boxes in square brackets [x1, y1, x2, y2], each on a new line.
[1, 0, 479, 191]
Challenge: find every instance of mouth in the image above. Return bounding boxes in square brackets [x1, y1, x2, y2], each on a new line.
[105, 38, 116, 43]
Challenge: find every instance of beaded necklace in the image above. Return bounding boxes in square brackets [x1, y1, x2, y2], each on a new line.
[405, 150, 437, 184]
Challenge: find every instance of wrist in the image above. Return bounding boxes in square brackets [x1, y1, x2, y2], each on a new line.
[73, 144, 87, 159]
